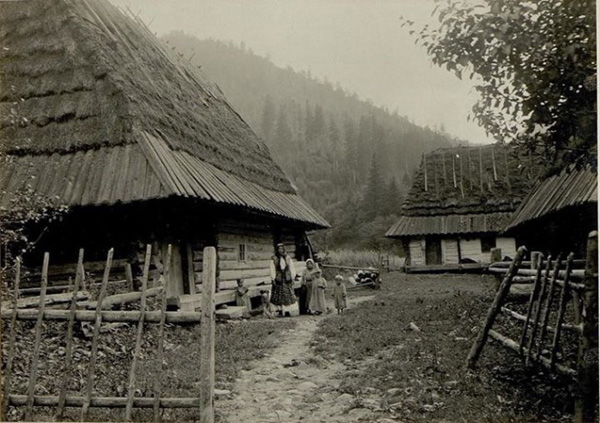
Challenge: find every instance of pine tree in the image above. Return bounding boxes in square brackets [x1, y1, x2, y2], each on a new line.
[385, 178, 402, 215]
[361, 154, 385, 219]
[260, 95, 276, 141]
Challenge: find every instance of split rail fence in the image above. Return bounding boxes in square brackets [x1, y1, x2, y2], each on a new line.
[1, 245, 217, 423]
[467, 231, 598, 423]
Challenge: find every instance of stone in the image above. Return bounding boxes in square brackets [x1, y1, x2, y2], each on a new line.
[214, 389, 231, 398]
[386, 388, 402, 396]
[347, 407, 372, 419]
[297, 381, 318, 390]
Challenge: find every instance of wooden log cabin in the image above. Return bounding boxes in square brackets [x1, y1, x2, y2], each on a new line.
[0, 0, 329, 302]
[386, 144, 537, 272]
[503, 165, 597, 256]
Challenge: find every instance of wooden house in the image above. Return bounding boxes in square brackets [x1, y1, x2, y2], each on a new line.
[0, 0, 329, 303]
[504, 165, 597, 255]
[386, 144, 535, 272]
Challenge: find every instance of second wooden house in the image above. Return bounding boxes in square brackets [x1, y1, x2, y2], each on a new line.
[386, 144, 536, 272]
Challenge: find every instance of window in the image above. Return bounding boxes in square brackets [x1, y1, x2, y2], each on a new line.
[481, 235, 496, 253]
[238, 243, 247, 261]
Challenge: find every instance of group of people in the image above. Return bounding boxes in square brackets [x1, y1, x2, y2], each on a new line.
[234, 243, 347, 317]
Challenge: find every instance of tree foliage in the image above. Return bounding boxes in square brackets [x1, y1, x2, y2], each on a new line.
[403, 0, 596, 171]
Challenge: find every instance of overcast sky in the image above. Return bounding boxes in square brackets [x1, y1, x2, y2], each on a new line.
[109, 0, 492, 144]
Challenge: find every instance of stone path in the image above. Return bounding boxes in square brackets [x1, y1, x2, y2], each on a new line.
[216, 296, 387, 423]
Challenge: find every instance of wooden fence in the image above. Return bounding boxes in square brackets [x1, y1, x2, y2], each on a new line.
[1, 245, 217, 423]
[467, 231, 598, 423]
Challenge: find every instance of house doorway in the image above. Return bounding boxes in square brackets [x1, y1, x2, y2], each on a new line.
[425, 238, 442, 265]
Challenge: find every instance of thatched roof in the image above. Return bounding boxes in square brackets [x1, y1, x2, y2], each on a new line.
[0, 0, 328, 228]
[387, 144, 536, 237]
[505, 165, 597, 233]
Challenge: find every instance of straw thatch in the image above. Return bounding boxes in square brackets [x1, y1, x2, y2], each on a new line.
[0, 0, 328, 228]
[387, 144, 535, 237]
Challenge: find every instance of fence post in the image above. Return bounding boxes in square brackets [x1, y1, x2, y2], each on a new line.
[574, 231, 598, 423]
[467, 246, 526, 369]
[200, 247, 216, 423]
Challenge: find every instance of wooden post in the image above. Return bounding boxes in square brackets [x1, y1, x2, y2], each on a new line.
[536, 254, 563, 360]
[491, 147, 498, 181]
[82, 248, 113, 421]
[125, 244, 152, 421]
[466, 246, 526, 368]
[478, 145, 484, 193]
[574, 231, 598, 423]
[200, 247, 216, 423]
[490, 248, 502, 264]
[531, 252, 542, 270]
[467, 149, 473, 190]
[503, 145, 511, 192]
[186, 243, 196, 295]
[79, 248, 87, 291]
[25, 253, 49, 421]
[125, 263, 134, 292]
[2, 258, 21, 421]
[57, 249, 84, 418]
[423, 153, 428, 192]
[526, 256, 552, 366]
[452, 154, 457, 188]
[459, 153, 465, 198]
[154, 244, 172, 421]
[550, 253, 574, 369]
[519, 253, 544, 355]
[442, 151, 447, 186]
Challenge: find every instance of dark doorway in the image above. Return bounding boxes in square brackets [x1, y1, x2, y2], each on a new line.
[425, 238, 442, 265]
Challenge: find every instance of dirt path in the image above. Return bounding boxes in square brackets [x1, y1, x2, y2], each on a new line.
[217, 295, 379, 423]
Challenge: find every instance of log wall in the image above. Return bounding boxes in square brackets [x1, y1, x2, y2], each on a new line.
[496, 237, 517, 259]
[459, 237, 486, 262]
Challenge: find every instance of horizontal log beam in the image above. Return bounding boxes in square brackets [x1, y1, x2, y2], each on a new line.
[0, 309, 201, 323]
[321, 264, 377, 271]
[488, 329, 577, 377]
[9, 395, 200, 408]
[79, 287, 162, 309]
[487, 267, 584, 281]
[500, 307, 582, 333]
[1, 291, 89, 310]
[490, 259, 586, 269]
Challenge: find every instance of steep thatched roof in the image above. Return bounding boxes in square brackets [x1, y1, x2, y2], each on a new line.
[0, 0, 328, 228]
[505, 165, 597, 233]
[387, 144, 536, 237]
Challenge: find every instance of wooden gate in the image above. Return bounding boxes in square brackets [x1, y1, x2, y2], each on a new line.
[1, 245, 217, 423]
[466, 231, 598, 422]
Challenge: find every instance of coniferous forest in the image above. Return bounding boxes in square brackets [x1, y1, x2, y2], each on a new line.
[162, 32, 462, 251]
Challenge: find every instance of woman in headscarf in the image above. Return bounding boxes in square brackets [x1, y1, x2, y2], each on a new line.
[269, 243, 297, 316]
[300, 258, 319, 314]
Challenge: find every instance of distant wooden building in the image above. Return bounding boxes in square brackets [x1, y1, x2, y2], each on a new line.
[0, 0, 328, 301]
[386, 144, 535, 271]
[504, 165, 597, 255]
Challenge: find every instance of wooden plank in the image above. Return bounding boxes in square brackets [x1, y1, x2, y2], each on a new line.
[154, 245, 171, 420]
[218, 251, 273, 262]
[125, 263, 134, 292]
[218, 268, 271, 282]
[1, 291, 89, 310]
[2, 258, 20, 420]
[57, 249, 84, 418]
[25, 253, 49, 421]
[218, 260, 273, 271]
[2, 309, 202, 323]
[82, 248, 113, 421]
[9, 395, 202, 408]
[466, 246, 526, 369]
[200, 247, 216, 423]
[80, 287, 162, 310]
[219, 277, 270, 291]
[125, 245, 152, 421]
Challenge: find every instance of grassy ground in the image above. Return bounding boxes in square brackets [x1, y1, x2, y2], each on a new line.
[320, 249, 405, 270]
[2, 313, 295, 422]
[312, 272, 578, 423]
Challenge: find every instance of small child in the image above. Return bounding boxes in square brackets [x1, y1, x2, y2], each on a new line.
[309, 269, 327, 314]
[235, 279, 251, 311]
[333, 274, 347, 314]
[259, 289, 273, 318]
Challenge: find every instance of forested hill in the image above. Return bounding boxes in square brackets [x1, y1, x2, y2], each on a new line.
[162, 32, 460, 250]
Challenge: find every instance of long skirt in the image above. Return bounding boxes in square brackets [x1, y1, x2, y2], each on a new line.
[271, 281, 296, 306]
[305, 281, 313, 311]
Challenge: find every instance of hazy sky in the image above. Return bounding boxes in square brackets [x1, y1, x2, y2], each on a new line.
[109, 0, 492, 144]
